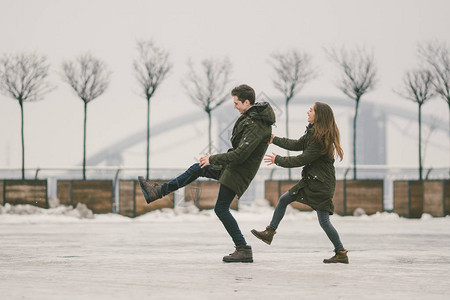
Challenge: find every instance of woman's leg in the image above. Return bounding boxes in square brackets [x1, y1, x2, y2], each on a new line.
[161, 163, 221, 196]
[214, 184, 246, 246]
[316, 210, 345, 251]
[269, 192, 297, 230]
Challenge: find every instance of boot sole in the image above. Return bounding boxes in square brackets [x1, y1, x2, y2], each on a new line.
[323, 260, 349, 264]
[251, 229, 272, 245]
[223, 258, 253, 263]
[137, 176, 151, 204]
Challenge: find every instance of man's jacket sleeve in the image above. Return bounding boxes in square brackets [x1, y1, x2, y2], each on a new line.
[209, 121, 263, 165]
[274, 142, 322, 168]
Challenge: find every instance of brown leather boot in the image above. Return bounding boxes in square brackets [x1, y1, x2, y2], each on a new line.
[222, 245, 253, 263]
[138, 176, 162, 204]
[323, 250, 349, 264]
[251, 226, 276, 245]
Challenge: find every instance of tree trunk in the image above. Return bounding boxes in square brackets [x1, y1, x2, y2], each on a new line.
[83, 101, 87, 180]
[19, 101, 25, 180]
[286, 100, 291, 180]
[353, 99, 360, 180]
[418, 103, 423, 181]
[208, 111, 212, 154]
[146, 99, 151, 180]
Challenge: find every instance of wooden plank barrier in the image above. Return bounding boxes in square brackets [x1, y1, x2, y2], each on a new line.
[446, 180, 450, 216]
[393, 181, 423, 218]
[393, 180, 449, 218]
[2, 180, 48, 208]
[420, 180, 449, 217]
[185, 180, 238, 210]
[119, 180, 136, 217]
[393, 181, 410, 217]
[423, 181, 444, 217]
[344, 180, 384, 215]
[56, 180, 72, 206]
[409, 181, 424, 218]
[57, 180, 113, 214]
[0, 180, 4, 205]
[264, 180, 383, 215]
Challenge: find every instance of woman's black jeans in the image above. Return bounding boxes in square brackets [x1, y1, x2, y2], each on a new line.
[160, 163, 247, 246]
[269, 191, 345, 251]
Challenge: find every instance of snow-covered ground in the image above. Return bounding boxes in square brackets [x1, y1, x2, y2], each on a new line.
[1, 200, 449, 300]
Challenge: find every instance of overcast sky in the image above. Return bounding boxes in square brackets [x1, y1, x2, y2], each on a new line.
[0, 0, 449, 170]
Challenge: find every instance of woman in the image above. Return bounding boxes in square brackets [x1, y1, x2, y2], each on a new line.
[251, 102, 348, 264]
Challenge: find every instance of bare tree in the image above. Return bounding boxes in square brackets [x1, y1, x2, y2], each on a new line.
[269, 49, 316, 179]
[133, 40, 172, 180]
[0, 53, 53, 179]
[183, 57, 231, 154]
[418, 41, 450, 159]
[61, 53, 111, 180]
[395, 69, 434, 180]
[326, 46, 377, 180]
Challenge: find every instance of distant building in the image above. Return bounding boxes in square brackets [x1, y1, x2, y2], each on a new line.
[356, 104, 386, 165]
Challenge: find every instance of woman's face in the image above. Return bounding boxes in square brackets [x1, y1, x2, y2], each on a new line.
[307, 105, 315, 124]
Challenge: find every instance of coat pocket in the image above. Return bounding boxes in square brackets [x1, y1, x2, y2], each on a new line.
[306, 174, 325, 192]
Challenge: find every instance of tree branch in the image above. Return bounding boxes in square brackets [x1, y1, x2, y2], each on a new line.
[326, 46, 377, 102]
[269, 49, 316, 103]
[183, 57, 231, 113]
[396, 69, 435, 104]
[418, 40, 450, 104]
[0, 53, 53, 102]
[133, 40, 172, 101]
[61, 53, 111, 103]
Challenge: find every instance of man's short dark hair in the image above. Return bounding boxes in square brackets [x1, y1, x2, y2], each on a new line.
[231, 84, 255, 105]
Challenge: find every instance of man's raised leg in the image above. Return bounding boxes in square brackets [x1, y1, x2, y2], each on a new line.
[138, 163, 220, 204]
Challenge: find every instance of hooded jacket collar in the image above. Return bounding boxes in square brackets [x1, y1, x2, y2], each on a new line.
[244, 102, 276, 126]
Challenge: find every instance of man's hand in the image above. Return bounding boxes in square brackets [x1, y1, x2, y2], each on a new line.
[264, 152, 277, 166]
[199, 153, 211, 168]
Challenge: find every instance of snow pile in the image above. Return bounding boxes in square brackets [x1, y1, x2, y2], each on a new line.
[353, 207, 367, 216]
[1, 197, 448, 224]
[0, 201, 94, 219]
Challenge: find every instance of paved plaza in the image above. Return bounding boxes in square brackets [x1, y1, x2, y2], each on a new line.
[1, 205, 449, 299]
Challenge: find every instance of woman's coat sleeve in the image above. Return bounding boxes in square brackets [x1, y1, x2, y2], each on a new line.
[273, 134, 308, 151]
[274, 142, 322, 168]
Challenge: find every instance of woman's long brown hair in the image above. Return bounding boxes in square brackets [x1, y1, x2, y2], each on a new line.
[310, 102, 344, 161]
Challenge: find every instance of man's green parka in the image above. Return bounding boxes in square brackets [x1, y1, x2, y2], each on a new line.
[209, 102, 276, 197]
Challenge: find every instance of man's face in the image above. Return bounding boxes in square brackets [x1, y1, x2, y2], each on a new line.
[233, 96, 251, 114]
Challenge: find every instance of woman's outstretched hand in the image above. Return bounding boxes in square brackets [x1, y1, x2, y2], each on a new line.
[199, 153, 211, 168]
[264, 152, 277, 166]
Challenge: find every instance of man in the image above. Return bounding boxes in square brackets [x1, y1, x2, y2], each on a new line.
[138, 84, 275, 263]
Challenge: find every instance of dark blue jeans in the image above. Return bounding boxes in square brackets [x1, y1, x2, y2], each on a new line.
[160, 163, 247, 246]
[269, 192, 345, 251]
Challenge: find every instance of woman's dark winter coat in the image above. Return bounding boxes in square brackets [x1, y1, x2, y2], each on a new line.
[209, 102, 276, 197]
[273, 125, 336, 214]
